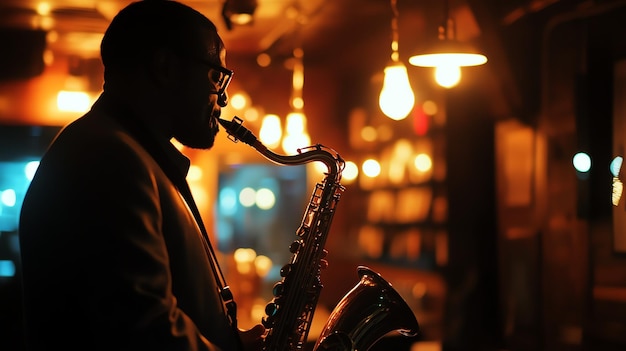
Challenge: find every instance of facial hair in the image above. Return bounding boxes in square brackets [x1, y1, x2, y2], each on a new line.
[173, 107, 220, 149]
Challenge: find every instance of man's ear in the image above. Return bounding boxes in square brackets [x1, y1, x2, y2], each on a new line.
[149, 49, 179, 87]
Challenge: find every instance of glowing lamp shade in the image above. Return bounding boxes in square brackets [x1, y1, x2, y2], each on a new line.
[379, 62, 415, 120]
[409, 40, 487, 89]
[409, 51, 488, 67]
[222, 0, 257, 29]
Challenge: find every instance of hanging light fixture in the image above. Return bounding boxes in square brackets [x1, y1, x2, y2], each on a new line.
[283, 47, 310, 154]
[221, 0, 258, 30]
[379, 0, 415, 121]
[408, 0, 487, 88]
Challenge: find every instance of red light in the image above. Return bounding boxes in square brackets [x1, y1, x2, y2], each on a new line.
[413, 108, 429, 136]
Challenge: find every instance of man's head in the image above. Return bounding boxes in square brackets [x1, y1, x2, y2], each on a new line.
[100, 0, 231, 149]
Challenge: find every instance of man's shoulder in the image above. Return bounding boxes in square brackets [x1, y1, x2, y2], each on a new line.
[51, 111, 144, 157]
[58, 111, 125, 143]
[34, 112, 157, 188]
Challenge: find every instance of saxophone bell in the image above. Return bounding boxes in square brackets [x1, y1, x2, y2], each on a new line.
[313, 266, 420, 351]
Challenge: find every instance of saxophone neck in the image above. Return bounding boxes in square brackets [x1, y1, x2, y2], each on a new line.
[219, 116, 345, 179]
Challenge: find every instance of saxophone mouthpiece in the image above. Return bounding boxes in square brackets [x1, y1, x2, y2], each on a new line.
[219, 116, 265, 151]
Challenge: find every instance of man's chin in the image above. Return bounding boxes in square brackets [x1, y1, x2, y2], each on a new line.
[174, 132, 216, 150]
[181, 139, 215, 150]
[186, 141, 214, 150]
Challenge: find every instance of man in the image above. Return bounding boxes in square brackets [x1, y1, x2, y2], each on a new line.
[18, 1, 264, 350]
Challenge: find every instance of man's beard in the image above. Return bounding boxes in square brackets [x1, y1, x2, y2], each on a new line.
[173, 109, 220, 149]
[175, 125, 218, 149]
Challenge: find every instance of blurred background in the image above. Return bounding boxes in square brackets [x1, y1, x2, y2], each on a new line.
[1, 0, 626, 350]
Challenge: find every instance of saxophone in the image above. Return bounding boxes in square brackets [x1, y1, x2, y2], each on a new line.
[219, 117, 420, 351]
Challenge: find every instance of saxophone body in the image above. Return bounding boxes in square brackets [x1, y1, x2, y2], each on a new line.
[219, 117, 419, 351]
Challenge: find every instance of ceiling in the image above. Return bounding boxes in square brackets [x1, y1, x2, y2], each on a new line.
[0, 0, 542, 63]
[0, 0, 587, 119]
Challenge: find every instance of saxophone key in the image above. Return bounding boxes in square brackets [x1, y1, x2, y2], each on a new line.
[288, 240, 301, 253]
[272, 281, 285, 296]
[264, 302, 279, 317]
[280, 264, 293, 277]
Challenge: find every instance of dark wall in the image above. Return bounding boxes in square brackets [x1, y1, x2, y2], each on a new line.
[0, 28, 46, 81]
[494, 2, 626, 351]
[443, 74, 499, 351]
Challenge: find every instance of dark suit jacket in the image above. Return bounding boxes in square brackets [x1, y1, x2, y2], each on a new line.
[19, 100, 239, 351]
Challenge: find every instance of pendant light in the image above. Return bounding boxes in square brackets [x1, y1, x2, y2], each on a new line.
[379, 0, 415, 121]
[408, 0, 487, 88]
[283, 47, 310, 155]
[222, 0, 258, 30]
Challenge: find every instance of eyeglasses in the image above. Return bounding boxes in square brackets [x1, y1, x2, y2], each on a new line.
[201, 60, 234, 100]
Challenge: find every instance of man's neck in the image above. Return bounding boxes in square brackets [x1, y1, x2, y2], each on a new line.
[97, 90, 172, 144]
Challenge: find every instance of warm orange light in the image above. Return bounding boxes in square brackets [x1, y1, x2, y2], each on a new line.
[414, 153, 433, 172]
[254, 255, 272, 277]
[409, 50, 486, 89]
[187, 165, 203, 181]
[282, 112, 310, 155]
[282, 133, 310, 155]
[259, 114, 281, 149]
[342, 161, 359, 183]
[379, 62, 415, 120]
[362, 159, 381, 178]
[230, 92, 249, 110]
[408, 11, 487, 89]
[56, 90, 90, 112]
[36, 2, 52, 16]
[234, 248, 257, 275]
[409, 51, 487, 68]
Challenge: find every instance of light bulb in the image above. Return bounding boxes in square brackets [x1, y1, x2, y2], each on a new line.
[282, 133, 310, 155]
[259, 114, 282, 148]
[434, 64, 461, 88]
[286, 112, 306, 134]
[409, 49, 487, 89]
[379, 62, 415, 120]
